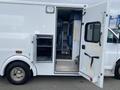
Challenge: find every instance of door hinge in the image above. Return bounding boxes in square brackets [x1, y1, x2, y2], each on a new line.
[83, 11, 86, 16]
[81, 23, 84, 26]
[106, 14, 108, 17]
[31, 41, 34, 43]
[104, 12, 108, 17]
[82, 8, 86, 16]
[83, 4, 87, 16]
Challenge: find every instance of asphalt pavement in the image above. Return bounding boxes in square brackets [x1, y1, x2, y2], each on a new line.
[0, 76, 119, 90]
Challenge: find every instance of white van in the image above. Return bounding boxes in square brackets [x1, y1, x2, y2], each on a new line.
[0, 0, 119, 88]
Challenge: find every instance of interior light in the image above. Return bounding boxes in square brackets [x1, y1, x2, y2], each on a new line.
[46, 6, 55, 14]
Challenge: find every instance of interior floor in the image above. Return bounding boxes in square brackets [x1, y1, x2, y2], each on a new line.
[55, 59, 79, 72]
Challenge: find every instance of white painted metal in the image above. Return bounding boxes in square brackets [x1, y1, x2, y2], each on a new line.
[79, 1, 109, 88]
[0, 55, 37, 76]
[104, 10, 120, 76]
[0, 0, 85, 76]
[0, 0, 119, 88]
[0, 0, 87, 8]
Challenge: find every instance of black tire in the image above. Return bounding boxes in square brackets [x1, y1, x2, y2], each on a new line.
[114, 62, 120, 79]
[5, 61, 32, 85]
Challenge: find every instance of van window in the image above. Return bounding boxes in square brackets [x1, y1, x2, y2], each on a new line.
[107, 29, 120, 43]
[85, 22, 101, 43]
[108, 15, 120, 43]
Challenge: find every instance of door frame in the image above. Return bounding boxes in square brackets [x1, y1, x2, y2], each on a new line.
[54, 7, 84, 73]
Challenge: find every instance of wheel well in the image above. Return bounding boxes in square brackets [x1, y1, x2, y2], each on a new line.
[114, 59, 120, 73]
[116, 59, 120, 65]
[4, 60, 33, 76]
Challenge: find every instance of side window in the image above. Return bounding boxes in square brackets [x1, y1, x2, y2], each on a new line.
[107, 15, 120, 43]
[107, 29, 120, 43]
[85, 22, 101, 43]
[107, 31, 114, 43]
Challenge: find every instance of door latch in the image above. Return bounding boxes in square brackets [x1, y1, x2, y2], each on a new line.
[82, 45, 85, 49]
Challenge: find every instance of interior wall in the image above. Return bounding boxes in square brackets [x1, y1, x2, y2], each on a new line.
[72, 20, 81, 61]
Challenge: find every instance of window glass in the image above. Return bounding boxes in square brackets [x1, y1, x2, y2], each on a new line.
[107, 29, 120, 43]
[85, 22, 101, 43]
[107, 31, 114, 43]
[107, 15, 120, 43]
[86, 24, 93, 41]
[93, 23, 101, 42]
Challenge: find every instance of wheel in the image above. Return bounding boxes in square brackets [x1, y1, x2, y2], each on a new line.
[114, 62, 120, 79]
[5, 61, 32, 85]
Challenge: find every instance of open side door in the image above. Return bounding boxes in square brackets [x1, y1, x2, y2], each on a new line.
[80, 1, 109, 88]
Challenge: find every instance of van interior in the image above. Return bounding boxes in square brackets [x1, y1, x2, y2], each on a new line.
[55, 8, 82, 73]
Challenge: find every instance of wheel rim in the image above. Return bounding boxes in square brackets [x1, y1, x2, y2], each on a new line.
[10, 67, 25, 82]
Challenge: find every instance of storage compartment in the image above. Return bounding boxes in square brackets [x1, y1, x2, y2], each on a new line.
[55, 8, 82, 72]
[36, 35, 53, 61]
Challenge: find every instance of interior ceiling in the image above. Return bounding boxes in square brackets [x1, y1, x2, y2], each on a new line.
[58, 9, 82, 21]
[58, 10, 71, 20]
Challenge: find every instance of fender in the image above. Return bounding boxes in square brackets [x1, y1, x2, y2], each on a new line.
[0, 55, 37, 76]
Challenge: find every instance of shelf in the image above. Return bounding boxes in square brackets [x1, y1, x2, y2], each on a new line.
[37, 56, 52, 61]
[37, 45, 52, 48]
[36, 35, 53, 61]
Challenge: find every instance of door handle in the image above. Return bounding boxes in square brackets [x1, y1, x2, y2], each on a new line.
[82, 45, 85, 49]
[84, 53, 99, 67]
